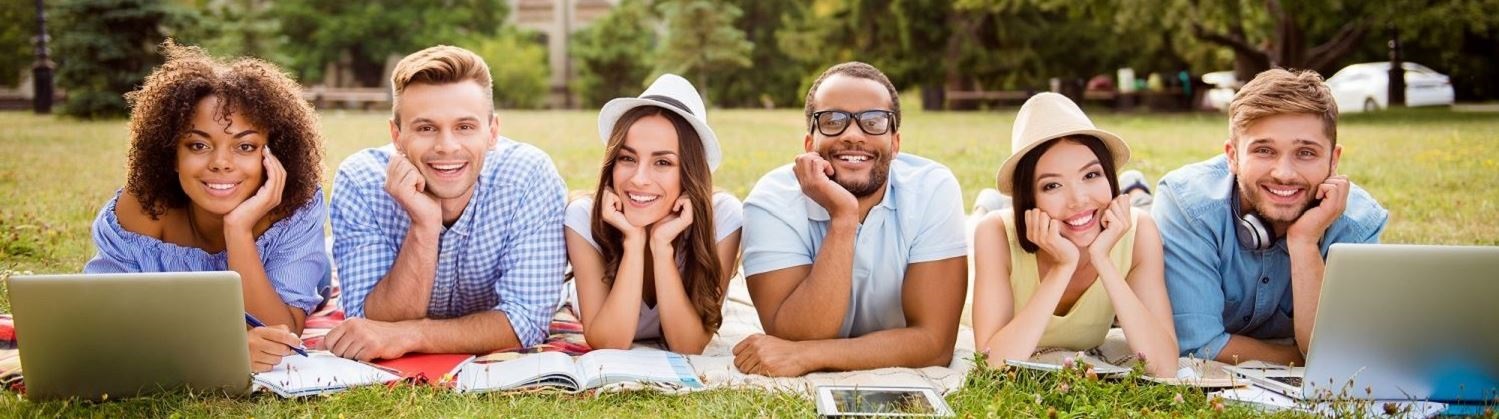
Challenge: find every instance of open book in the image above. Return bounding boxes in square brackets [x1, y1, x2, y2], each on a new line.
[452, 349, 703, 393]
[252, 352, 401, 397]
[1002, 329, 1240, 388]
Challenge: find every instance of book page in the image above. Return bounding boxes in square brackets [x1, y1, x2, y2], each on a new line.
[575, 349, 702, 389]
[252, 352, 400, 397]
[453, 352, 579, 393]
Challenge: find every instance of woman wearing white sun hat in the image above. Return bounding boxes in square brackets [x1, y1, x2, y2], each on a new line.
[970, 93, 1178, 377]
[563, 74, 742, 354]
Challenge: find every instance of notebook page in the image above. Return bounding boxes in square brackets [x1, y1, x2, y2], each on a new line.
[253, 352, 400, 397]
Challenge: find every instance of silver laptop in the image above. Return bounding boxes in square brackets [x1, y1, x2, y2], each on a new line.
[1227, 244, 1499, 403]
[6, 271, 252, 401]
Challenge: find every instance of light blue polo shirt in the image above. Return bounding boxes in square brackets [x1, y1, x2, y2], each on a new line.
[742, 153, 968, 338]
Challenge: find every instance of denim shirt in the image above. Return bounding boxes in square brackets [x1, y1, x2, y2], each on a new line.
[1152, 155, 1388, 360]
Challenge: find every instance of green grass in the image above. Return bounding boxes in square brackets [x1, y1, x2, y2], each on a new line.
[2, 107, 1497, 416]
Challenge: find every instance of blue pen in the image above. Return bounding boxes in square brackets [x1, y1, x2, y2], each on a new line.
[244, 313, 309, 357]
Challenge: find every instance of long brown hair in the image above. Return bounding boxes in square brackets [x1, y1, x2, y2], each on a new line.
[591, 106, 724, 333]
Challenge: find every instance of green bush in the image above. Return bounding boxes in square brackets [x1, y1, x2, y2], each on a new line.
[470, 29, 550, 110]
[53, 0, 183, 119]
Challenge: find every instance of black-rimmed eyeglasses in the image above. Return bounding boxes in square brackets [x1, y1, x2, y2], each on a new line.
[809, 109, 897, 137]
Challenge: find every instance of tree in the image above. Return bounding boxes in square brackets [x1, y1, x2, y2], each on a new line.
[777, 0, 960, 109]
[175, 0, 285, 63]
[53, 0, 185, 118]
[707, 0, 809, 108]
[470, 29, 550, 109]
[654, 0, 753, 104]
[271, 0, 507, 87]
[0, 0, 36, 88]
[571, 0, 657, 108]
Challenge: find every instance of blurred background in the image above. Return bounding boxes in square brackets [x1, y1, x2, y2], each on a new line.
[3, 0, 1498, 117]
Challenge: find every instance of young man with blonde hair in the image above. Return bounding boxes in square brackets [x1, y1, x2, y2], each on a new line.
[1154, 69, 1387, 365]
[325, 45, 567, 360]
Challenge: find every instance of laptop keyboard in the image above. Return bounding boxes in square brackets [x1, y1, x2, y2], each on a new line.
[1268, 375, 1303, 387]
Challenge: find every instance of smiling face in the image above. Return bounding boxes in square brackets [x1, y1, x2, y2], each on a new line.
[1226, 113, 1342, 232]
[176, 95, 266, 216]
[389, 81, 499, 204]
[610, 114, 683, 227]
[1030, 139, 1116, 248]
[804, 74, 901, 198]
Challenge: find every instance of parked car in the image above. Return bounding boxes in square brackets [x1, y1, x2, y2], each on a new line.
[1326, 62, 1455, 113]
[1201, 71, 1239, 111]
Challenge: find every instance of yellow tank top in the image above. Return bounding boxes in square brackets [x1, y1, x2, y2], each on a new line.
[1001, 208, 1140, 350]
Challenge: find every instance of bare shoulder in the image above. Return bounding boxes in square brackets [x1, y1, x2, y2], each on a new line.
[113, 192, 165, 239]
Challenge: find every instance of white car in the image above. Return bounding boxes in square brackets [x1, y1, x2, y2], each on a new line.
[1326, 62, 1455, 113]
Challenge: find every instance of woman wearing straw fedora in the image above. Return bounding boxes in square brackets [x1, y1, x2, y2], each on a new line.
[970, 93, 1178, 377]
[565, 74, 742, 354]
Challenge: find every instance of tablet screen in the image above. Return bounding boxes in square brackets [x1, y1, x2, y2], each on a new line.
[829, 388, 937, 414]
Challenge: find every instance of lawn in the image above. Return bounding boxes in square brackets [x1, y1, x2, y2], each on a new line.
[1, 107, 1496, 417]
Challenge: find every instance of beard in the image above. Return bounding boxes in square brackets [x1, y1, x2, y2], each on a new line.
[1239, 178, 1313, 225]
[822, 148, 894, 198]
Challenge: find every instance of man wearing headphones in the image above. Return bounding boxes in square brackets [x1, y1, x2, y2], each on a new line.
[1153, 69, 1388, 365]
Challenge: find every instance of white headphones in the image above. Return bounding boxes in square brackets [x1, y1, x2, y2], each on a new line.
[1230, 182, 1276, 251]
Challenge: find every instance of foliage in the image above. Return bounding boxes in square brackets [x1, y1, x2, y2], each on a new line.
[0, 0, 37, 88]
[470, 29, 550, 109]
[705, 0, 810, 109]
[570, 0, 657, 108]
[269, 0, 507, 87]
[653, 0, 753, 105]
[52, 0, 186, 119]
[777, 0, 957, 107]
[173, 0, 286, 64]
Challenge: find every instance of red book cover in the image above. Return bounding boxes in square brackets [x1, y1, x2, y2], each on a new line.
[373, 353, 475, 386]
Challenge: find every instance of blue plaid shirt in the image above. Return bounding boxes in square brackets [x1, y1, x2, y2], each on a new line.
[331, 139, 567, 347]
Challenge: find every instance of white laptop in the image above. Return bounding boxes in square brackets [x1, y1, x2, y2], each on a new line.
[1226, 244, 1499, 405]
[6, 271, 253, 401]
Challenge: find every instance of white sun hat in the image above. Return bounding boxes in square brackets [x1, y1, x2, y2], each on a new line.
[995, 92, 1131, 194]
[597, 74, 721, 172]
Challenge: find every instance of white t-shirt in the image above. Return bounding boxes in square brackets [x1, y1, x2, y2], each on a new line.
[564, 191, 743, 340]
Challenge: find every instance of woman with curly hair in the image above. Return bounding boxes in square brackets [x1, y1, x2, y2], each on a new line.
[83, 42, 329, 372]
[565, 74, 741, 354]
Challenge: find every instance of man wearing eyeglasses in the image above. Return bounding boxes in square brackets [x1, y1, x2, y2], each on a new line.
[733, 62, 968, 376]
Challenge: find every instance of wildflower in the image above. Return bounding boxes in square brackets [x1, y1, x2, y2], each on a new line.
[1084, 368, 1098, 381]
[1046, 407, 1058, 418]
[1172, 393, 1185, 404]
[1062, 357, 1075, 370]
[1057, 382, 1070, 394]
[1383, 402, 1400, 415]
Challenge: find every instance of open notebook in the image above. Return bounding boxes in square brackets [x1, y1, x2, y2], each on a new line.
[453, 349, 703, 393]
[252, 352, 400, 397]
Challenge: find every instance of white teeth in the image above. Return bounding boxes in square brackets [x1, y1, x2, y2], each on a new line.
[206, 183, 236, 190]
[430, 163, 464, 171]
[627, 193, 659, 203]
[1268, 187, 1298, 197]
[1066, 213, 1094, 227]
[837, 155, 869, 162]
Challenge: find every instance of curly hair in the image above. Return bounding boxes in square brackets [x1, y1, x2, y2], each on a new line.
[123, 41, 323, 219]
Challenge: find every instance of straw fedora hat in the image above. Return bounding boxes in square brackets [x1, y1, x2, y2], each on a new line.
[995, 92, 1130, 194]
[597, 74, 722, 172]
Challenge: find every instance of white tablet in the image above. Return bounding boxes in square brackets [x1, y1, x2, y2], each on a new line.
[813, 385, 955, 417]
